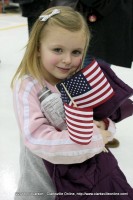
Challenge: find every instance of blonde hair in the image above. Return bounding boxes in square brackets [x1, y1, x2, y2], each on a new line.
[11, 6, 91, 88]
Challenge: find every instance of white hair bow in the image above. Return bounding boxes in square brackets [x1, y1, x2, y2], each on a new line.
[39, 9, 60, 22]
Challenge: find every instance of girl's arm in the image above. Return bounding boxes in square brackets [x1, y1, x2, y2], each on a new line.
[13, 77, 115, 164]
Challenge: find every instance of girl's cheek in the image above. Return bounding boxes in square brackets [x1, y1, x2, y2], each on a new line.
[50, 56, 60, 65]
[78, 58, 82, 66]
[74, 58, 82, 69]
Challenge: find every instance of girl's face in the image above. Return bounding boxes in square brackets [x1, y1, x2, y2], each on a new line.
[39, 26, 86, 85]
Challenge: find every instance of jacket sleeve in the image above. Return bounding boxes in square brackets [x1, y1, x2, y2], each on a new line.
[80, 0, 120, 16]
[13, 78, 115, 164]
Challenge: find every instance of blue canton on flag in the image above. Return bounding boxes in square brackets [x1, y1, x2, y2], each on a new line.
[57, 72, 92, 105]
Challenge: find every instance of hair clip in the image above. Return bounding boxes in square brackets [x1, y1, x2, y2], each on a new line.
[39, 9, 60, 22]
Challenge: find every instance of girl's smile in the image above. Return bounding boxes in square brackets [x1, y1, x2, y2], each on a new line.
[56, 66, 71, 73]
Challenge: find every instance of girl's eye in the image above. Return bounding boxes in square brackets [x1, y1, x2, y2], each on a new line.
[72, 50, 82, 56]
[53, 48, 63, 53]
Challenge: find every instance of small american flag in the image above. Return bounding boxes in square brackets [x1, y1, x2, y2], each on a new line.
[64, 103, 93, 145]
[56, 60, 115, 108]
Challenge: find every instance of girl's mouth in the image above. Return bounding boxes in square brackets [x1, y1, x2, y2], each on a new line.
[57, 66, 70, 73]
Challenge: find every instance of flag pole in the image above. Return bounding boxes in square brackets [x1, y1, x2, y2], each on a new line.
[61, 83, 77, 107]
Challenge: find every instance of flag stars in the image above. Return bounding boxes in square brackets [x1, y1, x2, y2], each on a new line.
[57, 72, 92, 100]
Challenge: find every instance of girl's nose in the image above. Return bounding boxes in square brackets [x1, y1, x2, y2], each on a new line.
[62, 54, 72, 65]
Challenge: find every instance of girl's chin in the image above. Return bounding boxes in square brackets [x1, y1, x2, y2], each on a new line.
[57, 73, 70, 79]
[54, 76, 67, 84]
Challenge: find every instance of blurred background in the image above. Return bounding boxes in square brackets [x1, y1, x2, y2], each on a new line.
[0, 1, 133, 200]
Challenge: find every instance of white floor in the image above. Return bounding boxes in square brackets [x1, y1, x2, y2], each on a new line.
[0, 13, 133, 200]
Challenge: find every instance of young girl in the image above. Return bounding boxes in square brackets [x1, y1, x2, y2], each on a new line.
[11, 6, 133, 200]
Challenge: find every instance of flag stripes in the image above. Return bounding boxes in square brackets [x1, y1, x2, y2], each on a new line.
[64, 104, 93, 145]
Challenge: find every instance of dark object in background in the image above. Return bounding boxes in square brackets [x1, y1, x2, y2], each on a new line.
[12, 0, 50, 33]
[49, 0, 133, 68]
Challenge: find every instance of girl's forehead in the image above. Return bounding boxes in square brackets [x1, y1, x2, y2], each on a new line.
[41, 26, 86, 46]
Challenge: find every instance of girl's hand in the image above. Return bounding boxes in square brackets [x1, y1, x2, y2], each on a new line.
[99, 129, 112, 145]
[94, 120, 111, 144]
[94, 120, 113, 152]
[93, 120, 106, 130]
